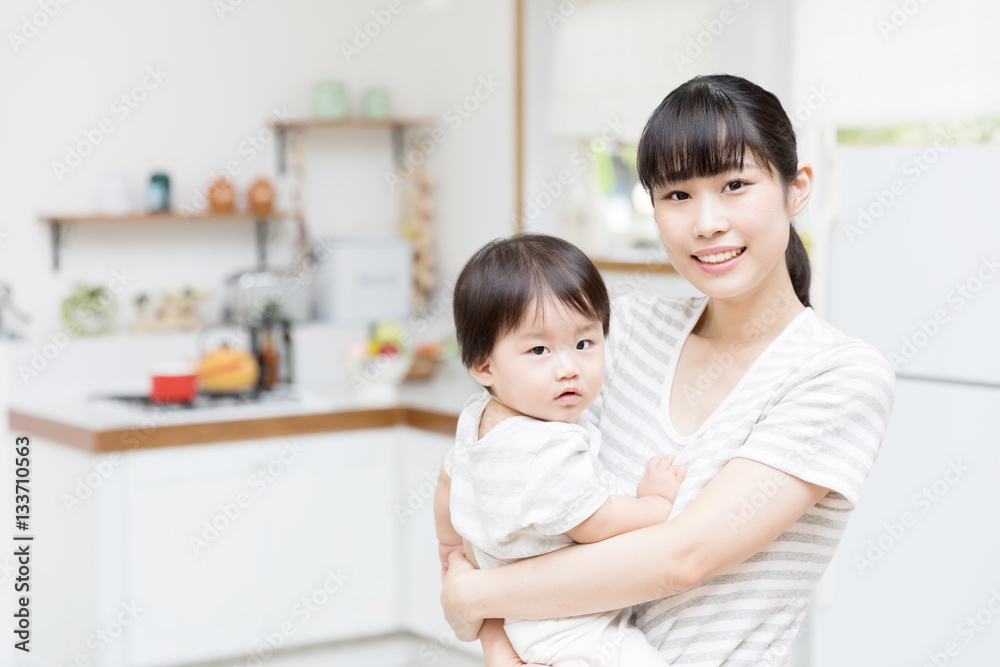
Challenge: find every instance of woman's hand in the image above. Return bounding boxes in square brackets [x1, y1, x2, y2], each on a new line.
[441, 550, 484, 641]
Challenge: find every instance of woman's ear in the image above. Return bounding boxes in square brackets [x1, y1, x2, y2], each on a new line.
[468, 359, 494, 388]
[788, 160, 814, 217]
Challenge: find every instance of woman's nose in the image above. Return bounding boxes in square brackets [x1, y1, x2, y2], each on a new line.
[693, 197, 730, 238]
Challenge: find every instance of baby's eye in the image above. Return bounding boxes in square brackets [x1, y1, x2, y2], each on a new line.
[530, 346, 548, 355]
[576, 340, 593, 350]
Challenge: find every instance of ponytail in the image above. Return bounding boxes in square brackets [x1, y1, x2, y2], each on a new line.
[786, 222, 811, 308]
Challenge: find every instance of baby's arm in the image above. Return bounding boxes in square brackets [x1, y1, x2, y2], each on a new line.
[434, 465, 467, 580]
[567, 455, 686, 545]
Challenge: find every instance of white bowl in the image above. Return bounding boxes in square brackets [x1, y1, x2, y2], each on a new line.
[345, 353, 412, 401]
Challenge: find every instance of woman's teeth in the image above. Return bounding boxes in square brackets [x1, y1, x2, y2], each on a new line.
[695, 248, 744, 264]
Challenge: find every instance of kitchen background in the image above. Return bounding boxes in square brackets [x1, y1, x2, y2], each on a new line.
[1, 1, 998, 666]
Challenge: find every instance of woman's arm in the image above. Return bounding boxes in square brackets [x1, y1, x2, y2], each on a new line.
[442, 457, 828, 639]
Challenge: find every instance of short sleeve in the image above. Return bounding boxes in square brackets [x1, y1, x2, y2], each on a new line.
[519, 428, 610, 536]
[734, 341, 896, 508]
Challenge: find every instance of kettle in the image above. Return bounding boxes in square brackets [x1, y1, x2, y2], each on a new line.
[196, 324, 260, 394]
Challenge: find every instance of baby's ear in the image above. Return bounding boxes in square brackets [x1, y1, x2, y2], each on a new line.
[468, 359, 493, 387]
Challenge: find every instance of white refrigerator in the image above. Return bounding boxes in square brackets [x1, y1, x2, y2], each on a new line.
[806, 144, 1000, 665]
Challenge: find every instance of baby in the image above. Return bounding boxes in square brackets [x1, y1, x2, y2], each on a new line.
[434, 234, 686, 666]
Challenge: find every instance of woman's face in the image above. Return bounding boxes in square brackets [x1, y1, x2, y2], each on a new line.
[650, 159, 812, 302]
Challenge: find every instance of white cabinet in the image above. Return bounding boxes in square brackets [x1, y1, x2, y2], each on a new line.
[13, 422, 460, 667]
[124, 440, 277, 666]
[261, 429, 399, 647]
[123, 430, 400, 666]
[398, 427, 482, 659]
[398, 427, 452, 636]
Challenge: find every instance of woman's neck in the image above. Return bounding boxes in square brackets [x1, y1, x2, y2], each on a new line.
[694, 280, 806, 347]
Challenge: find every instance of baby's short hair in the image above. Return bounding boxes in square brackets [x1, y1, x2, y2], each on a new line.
[453, 234, 610, 369]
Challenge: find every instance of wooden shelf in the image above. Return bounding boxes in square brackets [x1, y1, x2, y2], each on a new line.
[271, 116, 433, 173]
[271, 116, 433, 131]
[592, 259, 677, 275]
[39, 211, 296, 224]
[39, 211, 299, 271]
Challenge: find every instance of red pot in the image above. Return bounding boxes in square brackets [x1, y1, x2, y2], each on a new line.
[150, 364, 198, 403]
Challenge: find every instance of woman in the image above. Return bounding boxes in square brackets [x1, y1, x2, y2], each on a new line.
[440, 74, 896, 666]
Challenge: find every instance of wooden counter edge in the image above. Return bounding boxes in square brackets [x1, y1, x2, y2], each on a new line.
[9, 406, 459, 453]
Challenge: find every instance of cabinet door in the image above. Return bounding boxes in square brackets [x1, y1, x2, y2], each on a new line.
[124, 440, 270, 667]
[263, 428, 399, 647]
[398, 427, 450, 637]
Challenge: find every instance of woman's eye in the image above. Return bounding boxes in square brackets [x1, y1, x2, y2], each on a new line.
[725, 180, 747, 192]
[666, 191, 690, 201]
[530, 346, 547, 355]
[576, 340, 593, 350]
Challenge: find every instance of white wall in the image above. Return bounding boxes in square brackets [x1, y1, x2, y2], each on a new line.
[0, 0, 515, 345]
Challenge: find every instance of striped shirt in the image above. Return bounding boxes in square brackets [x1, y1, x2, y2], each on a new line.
[580, 292, 896, 666]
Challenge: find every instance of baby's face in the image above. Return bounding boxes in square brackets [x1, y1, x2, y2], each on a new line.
[474, 299, 605, 423]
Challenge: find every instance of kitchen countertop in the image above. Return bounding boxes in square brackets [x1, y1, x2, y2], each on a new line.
[9, 372, 480, 453]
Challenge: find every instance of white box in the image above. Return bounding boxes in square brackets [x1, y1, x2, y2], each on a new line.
[315, 236, 413, 324]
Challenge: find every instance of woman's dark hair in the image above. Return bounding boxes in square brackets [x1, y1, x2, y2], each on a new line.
[636, 74, 811, 307]
[453, 234, 610, 370]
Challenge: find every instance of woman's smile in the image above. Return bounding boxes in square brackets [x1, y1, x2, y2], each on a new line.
[693, 246, 746, 273]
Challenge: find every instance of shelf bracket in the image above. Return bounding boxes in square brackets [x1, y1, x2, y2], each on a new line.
[276, 125, 287, 175]
[391, 125, 406, 168]
[50, 221, 62, 271]
[255, 218, 268, 270]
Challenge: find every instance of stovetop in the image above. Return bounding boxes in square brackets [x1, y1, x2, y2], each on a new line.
[91, 387, 300, 411]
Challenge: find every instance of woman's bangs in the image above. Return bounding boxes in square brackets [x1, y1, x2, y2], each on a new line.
[638, 91, 766, 193]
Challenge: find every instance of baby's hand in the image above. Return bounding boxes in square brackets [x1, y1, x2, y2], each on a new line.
[439, 543, 465, 582]
[636, 454, 687, 504]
